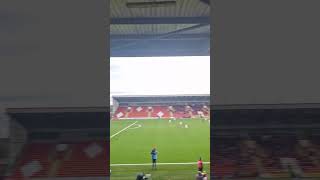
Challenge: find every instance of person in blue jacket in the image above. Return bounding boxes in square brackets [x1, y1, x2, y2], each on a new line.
[151, 148, 158, 170]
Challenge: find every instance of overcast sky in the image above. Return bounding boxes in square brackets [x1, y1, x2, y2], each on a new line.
[110, 56, 210, 104]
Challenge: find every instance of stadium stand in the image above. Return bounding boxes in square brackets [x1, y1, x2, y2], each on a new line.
[2, 107, 109, 180]
[150, 106, 170, 118]
[212, 135, 320, 179]
[5, 141, 109, 180]
[9, 143, 54, 179]
[212, 107, 320, 179]
[56, 141, 108, 177]
[112, 95, 210, 120]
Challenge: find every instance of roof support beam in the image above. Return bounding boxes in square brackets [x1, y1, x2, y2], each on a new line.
[111, 17, 209, 24]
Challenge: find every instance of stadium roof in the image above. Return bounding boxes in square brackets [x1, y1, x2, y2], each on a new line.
[113, 94, 210, 104]
[113, 94, 209, 98]
[110, 0, 210, 57]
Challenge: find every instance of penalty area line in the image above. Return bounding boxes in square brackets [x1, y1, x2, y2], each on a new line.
[110, 162, 210, 166]
[110, 121, 138, 139]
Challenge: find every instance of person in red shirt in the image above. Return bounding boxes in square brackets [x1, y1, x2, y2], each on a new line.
[197, 157, 203, 172]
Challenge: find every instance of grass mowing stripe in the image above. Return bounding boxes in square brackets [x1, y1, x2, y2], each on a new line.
[110, 121, 138, 139]
[111, 162, 210, 166]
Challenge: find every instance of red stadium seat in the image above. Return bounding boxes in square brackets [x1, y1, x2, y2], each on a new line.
[113, 104, 210, 119]
[7, 141, 109, 179]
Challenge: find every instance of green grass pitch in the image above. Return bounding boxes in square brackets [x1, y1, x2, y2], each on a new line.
[110, 118, 210, 179]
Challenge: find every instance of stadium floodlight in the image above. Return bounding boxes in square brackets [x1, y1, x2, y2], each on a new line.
[126, 1, 176, 8]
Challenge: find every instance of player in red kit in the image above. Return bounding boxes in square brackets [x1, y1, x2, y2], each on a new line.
[197, 157, 203, 172]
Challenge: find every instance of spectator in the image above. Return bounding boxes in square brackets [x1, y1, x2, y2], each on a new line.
[202, 171, 208, 180]
[151, 148, 158, 170]
[136, 172, 147, 180]
[198, 157, 203, 171]
[195, 171, 203, 180]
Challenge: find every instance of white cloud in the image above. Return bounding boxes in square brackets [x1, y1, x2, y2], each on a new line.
[110, 56, 210, 104]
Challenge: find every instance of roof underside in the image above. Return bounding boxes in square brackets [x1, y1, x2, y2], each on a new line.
[110, 0, 210, 57]
[7, 107, 108, 130]
[213, 108, 320, 129]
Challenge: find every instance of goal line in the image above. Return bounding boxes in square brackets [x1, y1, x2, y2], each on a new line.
[111, 162, 210, 166]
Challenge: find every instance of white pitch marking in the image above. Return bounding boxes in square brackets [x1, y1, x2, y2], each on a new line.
[129, 124, 142, 130]
[110, 162, 210, 166]
[110, 121, 138, 139]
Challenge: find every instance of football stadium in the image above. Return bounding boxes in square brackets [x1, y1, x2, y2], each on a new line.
[110, 0, 211, 179]
[110, 95, 210, 179]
